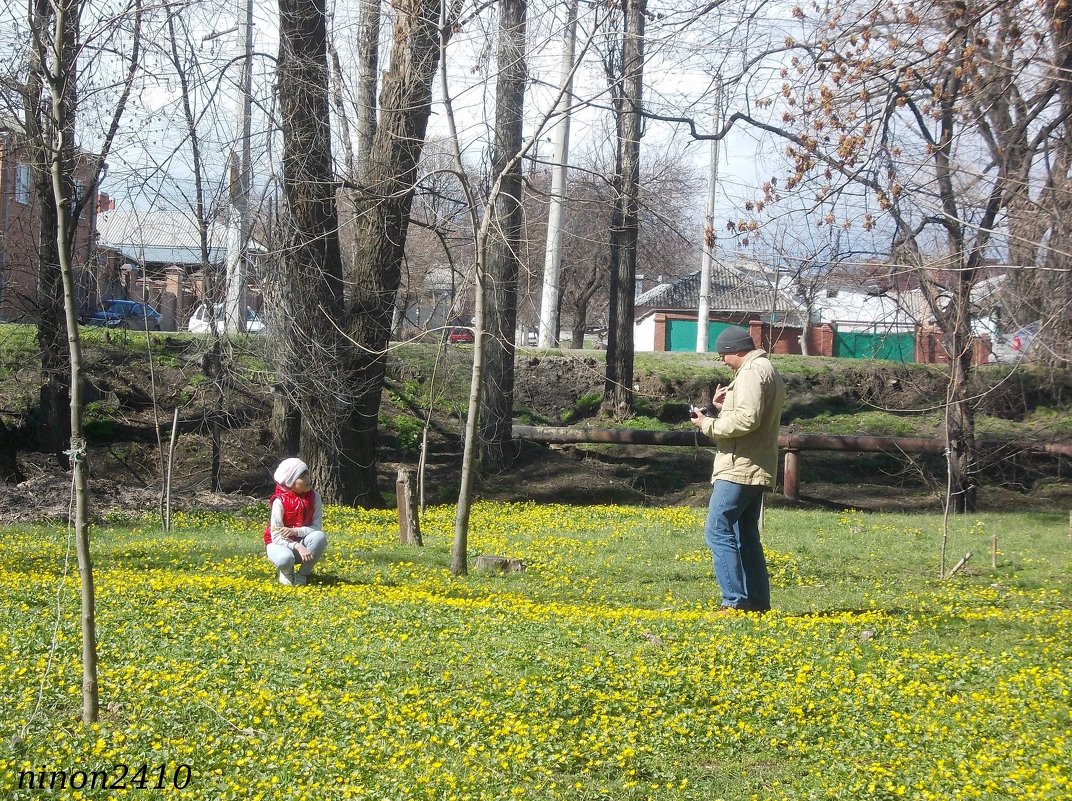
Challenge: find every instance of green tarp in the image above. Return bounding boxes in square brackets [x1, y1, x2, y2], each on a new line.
[833, 330, 915, 362]
[665, 320, 734, 352]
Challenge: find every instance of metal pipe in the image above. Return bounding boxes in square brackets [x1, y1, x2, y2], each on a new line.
[783, 449, 800, 501]
[780, 433, 946, 454]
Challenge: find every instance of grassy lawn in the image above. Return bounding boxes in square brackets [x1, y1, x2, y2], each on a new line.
[2, 502, 1070, 800]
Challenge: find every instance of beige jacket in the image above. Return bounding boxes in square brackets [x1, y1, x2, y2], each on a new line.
[699, 349, 785, 487]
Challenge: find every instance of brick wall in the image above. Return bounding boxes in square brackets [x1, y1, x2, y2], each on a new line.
[805, 324, 836, 356]
[749, 320, 805, 354]
[0, 136, 100, 322]
[915, 328, 993, 366]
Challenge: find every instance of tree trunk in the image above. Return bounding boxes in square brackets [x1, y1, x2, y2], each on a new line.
[603, 167, 624, 399]
[603, 0, 645, 414]
[570, 257, 602, 349]
[356, 0, 380, 175]
[276, 0, 350, 501]
[271, 382, 301, 457]
[1001, 1, 1072, 365]
[452, 264, 486, 577]
[347, 0, 451, 506]
[31, 125, 71, 464]
[27, 0, 95, 467]
[571, 309, 586, 349]
[1036, 107, 1072, 367]
[944, 326, 977, 513]
[478, 0, 527, 472]
[43, 0, 98, 724]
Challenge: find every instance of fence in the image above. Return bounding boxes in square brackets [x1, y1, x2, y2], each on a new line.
[511, 425, 1072, 501]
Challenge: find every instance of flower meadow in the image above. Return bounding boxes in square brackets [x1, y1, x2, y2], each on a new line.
[1, 501, 1070, 800]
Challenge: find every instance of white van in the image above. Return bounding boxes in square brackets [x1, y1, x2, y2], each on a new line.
[187, 304, 267, 335]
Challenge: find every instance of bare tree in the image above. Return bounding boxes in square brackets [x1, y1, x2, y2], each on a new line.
[447, 1, 650, 572]
[747, 214, 854, 355]
[345, 0, 460, 506]
[603, 0, 645, 414]
[478, 0, 527, 472]
[981, 1, 1072, 367]
[519, 147, 700, 348]
[720, 0, 1071, 512]
[23, 0, 143, 724]
[274, 0, 350, 499]
[355, 0, 381, 174]
[163, 6, 230, 490]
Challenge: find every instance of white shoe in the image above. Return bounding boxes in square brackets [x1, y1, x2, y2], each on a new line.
[294, 573, 309, 587]
[278, 570, 294, 586]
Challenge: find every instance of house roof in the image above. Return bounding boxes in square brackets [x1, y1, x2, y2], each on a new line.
[812, 286, 921, 329]
[0, 114, 25, 137]
[97, 209, 264, 267]
[636, 261, 798, 321]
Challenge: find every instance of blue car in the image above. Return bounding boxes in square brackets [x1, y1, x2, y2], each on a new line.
[83, 299, 163, 331]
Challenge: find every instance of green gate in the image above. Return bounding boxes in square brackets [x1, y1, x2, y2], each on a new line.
[665, 320, 733, 352]
[833, 330, 915, 362]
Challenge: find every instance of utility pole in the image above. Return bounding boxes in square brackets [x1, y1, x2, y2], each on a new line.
[225, 0, 253, 334]
[537, 0, 579, 349]
[696, 80, 721, 353]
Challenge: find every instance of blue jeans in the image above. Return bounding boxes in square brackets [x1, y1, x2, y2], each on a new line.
[703, 480, 771, 611]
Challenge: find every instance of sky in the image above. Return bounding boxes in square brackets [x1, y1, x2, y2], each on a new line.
[0, 0, 867, 265]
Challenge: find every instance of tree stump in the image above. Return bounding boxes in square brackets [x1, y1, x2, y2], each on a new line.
[472, 555, 524, 574]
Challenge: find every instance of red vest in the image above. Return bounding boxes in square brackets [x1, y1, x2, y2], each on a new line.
[264, 485, 315, 544]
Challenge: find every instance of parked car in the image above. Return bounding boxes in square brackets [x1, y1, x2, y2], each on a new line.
[445, 326, 475, 344]
[82, 299, 162, 330]
[991, 321, 1040, 364]
[187, 303, 267, 335]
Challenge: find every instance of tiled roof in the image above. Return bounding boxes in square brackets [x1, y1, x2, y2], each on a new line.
[0, 115, 24, 135]
[97, 210, 264, 266]
[636, 262, 795, 318]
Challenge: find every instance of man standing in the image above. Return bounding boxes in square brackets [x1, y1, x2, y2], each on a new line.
[690, 325, 785, 612]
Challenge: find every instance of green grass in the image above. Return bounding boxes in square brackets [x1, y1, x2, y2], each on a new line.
[2, 502, 1069, 800]
[1019, 407, 1072, 438]
[789, 409, 943, 437]
[634, 350, 730, 384]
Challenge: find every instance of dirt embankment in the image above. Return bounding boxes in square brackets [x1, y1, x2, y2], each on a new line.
[0, 339, 1070, 523]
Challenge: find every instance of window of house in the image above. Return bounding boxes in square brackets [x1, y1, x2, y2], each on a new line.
[14, 163, 31, 205]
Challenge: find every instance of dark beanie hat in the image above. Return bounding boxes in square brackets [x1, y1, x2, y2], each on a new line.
[715, 325, 755, 354]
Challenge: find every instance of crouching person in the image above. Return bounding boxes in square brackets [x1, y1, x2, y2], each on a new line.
[265, 458, 327, 586]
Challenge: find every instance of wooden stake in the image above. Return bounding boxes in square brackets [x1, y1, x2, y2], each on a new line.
[991, 533, 997, 569]
[164, 407, 179, 534]
[945, 551, 972, 579]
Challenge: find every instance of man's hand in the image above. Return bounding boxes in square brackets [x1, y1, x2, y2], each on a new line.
[712, 384, 728, 410]
[689, 407, 707, 428]
[293, 543, 314, 564]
